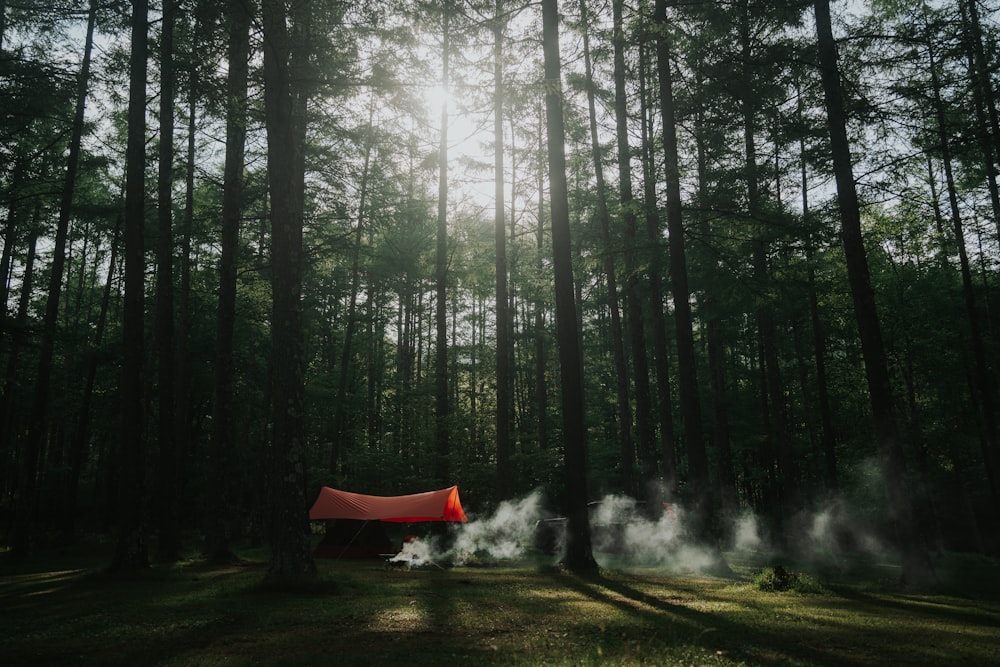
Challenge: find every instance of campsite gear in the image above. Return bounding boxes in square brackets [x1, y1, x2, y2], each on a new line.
[308, 485, 468, 522]
[309, 486, 467, 559]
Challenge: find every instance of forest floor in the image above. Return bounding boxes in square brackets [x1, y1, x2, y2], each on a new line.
[2, 539, 999, 666]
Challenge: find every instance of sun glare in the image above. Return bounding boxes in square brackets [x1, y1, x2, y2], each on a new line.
[422, 84, 452, 115]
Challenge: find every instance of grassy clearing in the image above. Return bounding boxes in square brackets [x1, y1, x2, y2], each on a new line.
[2, 543, 999, 666]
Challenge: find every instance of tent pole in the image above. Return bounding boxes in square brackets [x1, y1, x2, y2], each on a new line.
[335, 520, 371, 561]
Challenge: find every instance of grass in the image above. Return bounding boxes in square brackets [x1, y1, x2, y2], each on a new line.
[2, 542, 999, 666]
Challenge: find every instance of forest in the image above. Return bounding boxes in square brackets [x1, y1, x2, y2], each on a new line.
[1, 0, 999, 587]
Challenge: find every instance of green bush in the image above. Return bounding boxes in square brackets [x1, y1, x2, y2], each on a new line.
[754, 565, 799, 592]
[753, 565, 829, 594]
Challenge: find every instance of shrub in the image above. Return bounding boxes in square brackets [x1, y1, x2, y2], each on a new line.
[754, 565, 798, 592]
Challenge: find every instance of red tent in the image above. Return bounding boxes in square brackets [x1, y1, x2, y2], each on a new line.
[308, 485, 468, 523]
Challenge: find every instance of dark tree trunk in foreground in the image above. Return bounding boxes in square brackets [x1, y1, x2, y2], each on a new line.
[207, 0, 250, 565]
[112, 0, 150, 572]
[155, 0, 180, 563]
[542, 0, 597, 573]
[262, 0, 315, 580]
[813, 0, 933, 587]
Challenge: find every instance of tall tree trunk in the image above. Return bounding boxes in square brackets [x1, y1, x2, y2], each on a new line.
[613, 0, 656, 491]
[207, 0, 250, 565]
[261, 0, 315, 580]
[175, 6, 200, 528]
[654, 0, 719, 553]
[693, 65, 738, 517]
[542, 0, 597, 572]
[13, 0, 97, 556]
[813, 0, 933, 587]
[112, 0, 150, 572]
[534, 100, 550, 453]
[638, 35, 676, 495]
[739, 5, 799, 531]
[155, 0, 180, 563]
[494, 1, 513, 499]
[434, 5, 451, 485]
[579, 0, 635, 496]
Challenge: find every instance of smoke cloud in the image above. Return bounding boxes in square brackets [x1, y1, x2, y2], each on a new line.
[450, 491, 546, 564]
[391, 482, 900, 574]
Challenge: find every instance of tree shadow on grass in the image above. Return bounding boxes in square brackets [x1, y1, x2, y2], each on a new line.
[549, 569, 1000, 667]
[826, 583, 1000, 628]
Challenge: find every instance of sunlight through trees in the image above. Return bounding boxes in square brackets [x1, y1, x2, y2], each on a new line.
[2, 0, 999, 580]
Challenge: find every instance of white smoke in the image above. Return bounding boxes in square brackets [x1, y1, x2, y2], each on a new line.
[799, 501, 891, 562]
[732, 511, 763, 552]
[587, 494, 722, 572]
[449, 491, 546, 564]
[387, 537, 435, 568]
[438, 491, 725, 572]
[387, 486, 897, 574]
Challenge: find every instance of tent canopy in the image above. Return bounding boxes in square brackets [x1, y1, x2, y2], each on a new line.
[308, 485, 468, 523]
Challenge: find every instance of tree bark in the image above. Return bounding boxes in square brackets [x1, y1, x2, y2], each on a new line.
[693, 64, 738, 517]
[613, 0, 656, 491]
[155, 0, 180, 563]
[261, 0, 315, 580]
[653, 0, 715, 542]
[579, 0, 635, 497]
[542, 0, 597, 573]
[534, 100, 550, 453]
[435, 5, 451, 486]
[813, 0, 933, 587]
[494, 1, 513, 499]
[207, 0, 250, 565]
[112, 0, 150, 572]
[638, 34, 676, 496]
[739, 5, 799, 531]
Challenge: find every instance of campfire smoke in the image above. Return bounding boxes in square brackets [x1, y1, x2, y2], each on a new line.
[405, 468, 902, 573]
